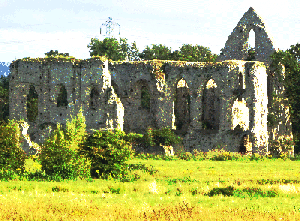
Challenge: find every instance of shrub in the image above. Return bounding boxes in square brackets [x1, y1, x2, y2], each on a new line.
[250, 153, 266, 161]
[177, 151, 194, 161]
[37, 123, 91, 180]
[78, 129, 134, 179]
[208, 148, 233, 161]
[234, 187, 278, 198]
[269, 135, 294, 158]
[206, 186, 235, 197]
[37, 107, 91, 180]
[192, 149, 207, 161]
[143, 127, 182, 147]
[0, 119, 27, 174]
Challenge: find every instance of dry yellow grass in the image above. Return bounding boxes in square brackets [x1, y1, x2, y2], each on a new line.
[0, 158, 299, 220]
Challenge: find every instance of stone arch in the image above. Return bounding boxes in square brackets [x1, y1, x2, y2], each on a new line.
[239, 72, 244, 89]
[141, 85, 150, 110]
[239, 134, 252, 154]
[248, 29, 255, 49]
[57, 84, 68, 107]
[133, 79, 151, 111]
[90, 85, 100, 110]
[202, 78, 220, 130]
[174, 78, 190, 133]
[232, 98, 249, 131]
[246, 28, 256, 61]
[27, 84, 38, 122]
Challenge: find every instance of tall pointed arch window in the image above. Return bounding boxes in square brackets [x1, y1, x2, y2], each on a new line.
[175, 78, 190, 132]
[27, 84, 38, 122]
[141, 85, 150, 110]
[202, 79, 220, 130]
[57, 84, 68, 107]
[247, 29, 256, 61]
[90, 86, 100, 110]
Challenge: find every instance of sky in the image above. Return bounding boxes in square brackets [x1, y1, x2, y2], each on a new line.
[0, 0, 299, 67]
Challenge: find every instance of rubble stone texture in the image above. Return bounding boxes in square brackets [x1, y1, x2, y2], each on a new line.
[9, 7, 293, 155]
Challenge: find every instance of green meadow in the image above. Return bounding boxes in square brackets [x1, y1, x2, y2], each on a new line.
[1, 155, 300, 220]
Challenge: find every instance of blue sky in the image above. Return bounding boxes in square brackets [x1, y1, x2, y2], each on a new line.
[0, 0, 299, 66]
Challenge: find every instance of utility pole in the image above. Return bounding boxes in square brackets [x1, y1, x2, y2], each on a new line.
[100, 17, 120, 39]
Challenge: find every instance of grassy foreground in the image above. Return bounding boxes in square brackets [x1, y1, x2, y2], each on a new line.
[0, 157, 300, 220]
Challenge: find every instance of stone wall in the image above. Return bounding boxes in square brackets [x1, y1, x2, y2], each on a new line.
[8, 7, 293, 156]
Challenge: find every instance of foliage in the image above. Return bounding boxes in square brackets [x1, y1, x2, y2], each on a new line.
[0, 119, 27, 173]
[234, 187, 278, 198]
[78, 129, 134, 179]
[44, 50, 71, 57]
[246, 48, 256, 61]
[208, 148, 235, 161]
[37, 107, 91, 180]
[139, 43, 217, 62]
[177, 44, 217, 62]
[206, 186, 235, 197]
[87, 37, 139, 61]
[143, 127, 182, 147]
[139, 44, 172, 60]
[270, 44, 300, 153]
[268, 136, 294, 158]
[63, 106, 88, 151]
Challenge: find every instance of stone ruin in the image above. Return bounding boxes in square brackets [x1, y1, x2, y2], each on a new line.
[8, 7, 293, 156]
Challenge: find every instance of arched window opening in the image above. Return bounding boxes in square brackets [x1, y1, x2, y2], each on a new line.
[57, 84, 68, 107]
[202, 79, 220, 130]
[141, 85, 150, 110]
[175, 78, 190, 132]
[247, 29, 256, 61]
[239, 134, 248, 153]
[232, 98, 249, 131]
[239, 72, 244, 89]
[27, 84, 38, 122]
[248, 29, 255, 49]
[90, 86, 100, 110]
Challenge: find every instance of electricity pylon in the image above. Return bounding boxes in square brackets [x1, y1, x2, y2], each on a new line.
[100, 17, 120, 39]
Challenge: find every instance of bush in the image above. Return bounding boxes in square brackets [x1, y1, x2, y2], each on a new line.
[0, 119, 27, 174]
[143, 127, 182, 147]
[269, 135, 294, 158]
[208, 148, 234, 161]
[37, 107, 91, 180]
[206, 186, 235, 197]
[192, 149, 207, 161]
[37, 123, 91, 180]
[78, 129, 134, 179]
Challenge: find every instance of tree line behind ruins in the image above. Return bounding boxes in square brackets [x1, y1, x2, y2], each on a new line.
[0, 38, 299, 153]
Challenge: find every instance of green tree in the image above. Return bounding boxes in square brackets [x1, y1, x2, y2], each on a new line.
[128, 41, 140, 61]
[45, 50, 70, 57]
[178, 44, 217, 62]
[139, 44, 172, 60]
[139, 44, 217, 62]
[87, 37, 139, 61]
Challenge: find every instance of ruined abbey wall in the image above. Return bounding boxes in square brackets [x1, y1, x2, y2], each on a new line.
[8, 7, 294, 155]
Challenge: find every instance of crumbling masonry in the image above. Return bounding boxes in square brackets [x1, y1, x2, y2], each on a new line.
[9, 7, 293, 155]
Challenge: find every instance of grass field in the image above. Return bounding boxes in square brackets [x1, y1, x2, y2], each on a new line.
[0, 156, 300, 220]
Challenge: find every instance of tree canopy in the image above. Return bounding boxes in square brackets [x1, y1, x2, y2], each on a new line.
[87, 38, 140, 61]
[45, 50, 70, 57]
[87, 37, 218, 62]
